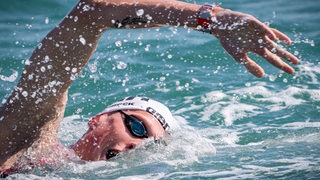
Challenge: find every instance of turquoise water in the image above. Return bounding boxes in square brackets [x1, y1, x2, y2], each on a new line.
[1, 0, 319, 179]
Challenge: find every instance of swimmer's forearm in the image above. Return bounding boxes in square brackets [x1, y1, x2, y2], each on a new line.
[86, 0, 204, 29]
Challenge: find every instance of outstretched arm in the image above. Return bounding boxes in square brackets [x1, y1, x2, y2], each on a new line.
[97, 1, 299, 77]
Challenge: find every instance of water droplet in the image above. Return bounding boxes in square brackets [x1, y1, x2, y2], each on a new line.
[83, 4, 91, 11]
[283, 78, 288, 83]
[115, 40, 122, 47]
[22, 91, 28, 97]
[37, 43, 43, 49]
[79, 36, 86, 45]
[74, 16, 78, 22]
[48, 81, 56, 87]
[144, 44, 150, 51]
[35, 98, 43, 104]
[117, 61, 127, 69]
[146, 14, 152, 21]
[12, 125, 17, 131]
[26, 24, 32, 29]
[89, 63, 97, 73]
[268, 75, 276, 82]
[44, 55, 50, 63]
[45, 17, 49, 24]
[136, 9, 144, 16]
[40, 66, 46, 72]
[113, 55, 120, 60]
[25, 59, 31, 65]
[70, 74, 78, 81]
[72, 67, 77, 73]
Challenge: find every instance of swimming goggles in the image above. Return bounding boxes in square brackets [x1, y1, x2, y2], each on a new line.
[119, 111, 148, 138]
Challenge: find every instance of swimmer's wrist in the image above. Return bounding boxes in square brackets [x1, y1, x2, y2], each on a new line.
[196, 4, 225, 34]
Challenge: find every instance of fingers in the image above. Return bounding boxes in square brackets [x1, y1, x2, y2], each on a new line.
[217, 12, 299, 77]
[274, 47, 299, 65]
[265, 39, 299, 65]
[233, 54, 265, 78]
[259, 48, 295, 74]
[250, 17, 292, 46]
[271, 28, 292, 45]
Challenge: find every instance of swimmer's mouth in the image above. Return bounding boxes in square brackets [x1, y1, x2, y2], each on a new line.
[105, 149, 120, 160]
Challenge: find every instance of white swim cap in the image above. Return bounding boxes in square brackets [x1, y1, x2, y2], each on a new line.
[100, 96, 178, 131]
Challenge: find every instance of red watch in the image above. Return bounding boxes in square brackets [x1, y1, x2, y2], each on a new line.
[197, 4, 219, 32]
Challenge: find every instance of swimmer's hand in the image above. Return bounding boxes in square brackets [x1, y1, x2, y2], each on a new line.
[211, 10, 299, 78]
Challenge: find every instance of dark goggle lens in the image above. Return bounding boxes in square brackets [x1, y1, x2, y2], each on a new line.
[120, 111, 148, 138]
[131, 121, 147, 136]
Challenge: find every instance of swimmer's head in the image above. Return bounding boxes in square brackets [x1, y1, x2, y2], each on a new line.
[72, 96, 178, 161]
[100, 96, 179, 131]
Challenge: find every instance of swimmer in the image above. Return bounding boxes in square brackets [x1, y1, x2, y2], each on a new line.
[0, 0, 299, 176]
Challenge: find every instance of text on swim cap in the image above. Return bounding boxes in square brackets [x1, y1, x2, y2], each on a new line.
[108, 102, 134, 108]
[146, 107, 169, 130]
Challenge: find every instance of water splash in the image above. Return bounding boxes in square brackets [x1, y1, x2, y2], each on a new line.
[0, 69, 18, 82]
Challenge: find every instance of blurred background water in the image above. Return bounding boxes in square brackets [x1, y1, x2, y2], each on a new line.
[0, 0, 319, 179]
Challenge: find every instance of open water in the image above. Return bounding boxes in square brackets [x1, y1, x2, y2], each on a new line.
[0, 0, 319, 179]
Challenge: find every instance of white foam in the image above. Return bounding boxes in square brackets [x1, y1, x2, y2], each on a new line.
[201, 90, 227, 103]
[295, 62, 320, 85]
[58, 114, 88, 145]
[200, 90, 262, 125]
[198, 127, 242, 146]
[282, 122, 320, 129]
[220, 103, 261, 126]
[199, 82, 318, 125]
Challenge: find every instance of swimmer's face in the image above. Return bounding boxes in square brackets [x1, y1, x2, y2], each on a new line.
[73, 110, 165, 161]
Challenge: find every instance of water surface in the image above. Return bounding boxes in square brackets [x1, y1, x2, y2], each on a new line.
[0, 0, 319, 179]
